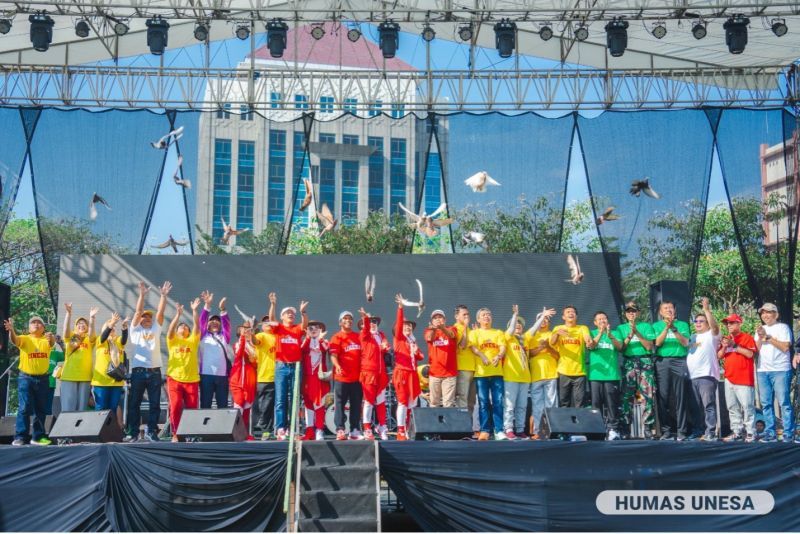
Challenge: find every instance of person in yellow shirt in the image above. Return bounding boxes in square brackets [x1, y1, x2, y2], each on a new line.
[4, 316, 55, 446]
[550, 305, 592, 408]
[469, 307, 507, 440]
[253, 316, 277, 440]
[61, 302, 98, 412]
[166, 298, 201, 442]
[527, 309, 559, 439]
[91, 312, 129, 413]
[452, 305, 477, 435]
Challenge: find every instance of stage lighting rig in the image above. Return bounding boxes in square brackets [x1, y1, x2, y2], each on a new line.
[0, 18, 12, 35]
[458, 24, 473, 41]
[771, 19, 788, 37]
[194, 22, 208, 41]
[266, 18, 288, 58]
[235, 23, 250, 40]
[652, 22, 667, 39]
[347, 27, 361, 42]
[378, 20, 400, 58]
[310, 24, 325, 40]
[605, 17, 629, 57]
[29, 13, 54, 52]
[146, 15, 170, 55]
[539, 25, 553, 41]
[574, 24, 589, 41]
[421, 24, 435, 42]
[494, 19, 516, 58]
[723, 14, 749, 54]
[691, 20, 707, 39]
[75, 19, 90, 38]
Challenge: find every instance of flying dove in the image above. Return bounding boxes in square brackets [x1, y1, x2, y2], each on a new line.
[300, 178, 313, 211]
[151, 234, 188, 253]
[89, 193, 112, 221]
[630, 178, 661, 199]
[172, 155, 191, 189]
[399, 279, 425, 318]
[398, 202, 453, 238]
[595, 206, 621, 225]
[462, 231, 487, 249]
[221, 217, 249, 245]
[464, 171, 501, 193]
[150, 126, 185, 150]
[317, 203, 338, 236]
[365, 274, 376, 303]
[565, 254, 584, 285]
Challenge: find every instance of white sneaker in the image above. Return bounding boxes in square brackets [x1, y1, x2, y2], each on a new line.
[494, 431, 508, 441]
[607, 429, 621, 441]
[378, 425, 389, 441]
[315, 429, 325, 441]
[349, 429, 364, 440]
[276, 428, 287, 441]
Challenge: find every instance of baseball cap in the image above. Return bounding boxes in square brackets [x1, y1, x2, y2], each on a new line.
[430, 309, 446, 319]
[74, 316, 88, 326]
[721, 313, 743, 324]
[28, 315, 44, 325]
[758, 303, 778, 313]
[260, 315, 270, 323]
[280, 306, 297, 316]
[208, 314, 221, 323]
[339, 311, 354, 322]
[308, 321, 326, 331]
[141, 309, 155, 317]
[624, 301, 640, 312]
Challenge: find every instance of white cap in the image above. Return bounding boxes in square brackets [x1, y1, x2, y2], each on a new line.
[430, 309, 446, 319]
[280, 306, 297, 316]
[339, 311, 354, 322]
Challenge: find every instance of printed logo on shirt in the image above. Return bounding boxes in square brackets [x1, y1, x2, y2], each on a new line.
[432, 339, 450, 347]
[142, 333, 155, 341]
[562, 337, 583, 346]
[281, 336, 300, 345]
[173, 346, 194, 354]
[598, 341, 614, 350]
[344, 343, 361, 352]
[28, 352, 48, 359]
[480, 341, 499, 351]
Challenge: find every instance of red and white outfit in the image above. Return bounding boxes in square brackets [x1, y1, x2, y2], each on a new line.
[230, 334, 258, 436]
[301, 336, 330, 440]
[392, 306, 423, 439]
[359, 316, 389, 437]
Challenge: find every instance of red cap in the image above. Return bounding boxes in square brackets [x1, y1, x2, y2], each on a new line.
[722, 313, 743, 324]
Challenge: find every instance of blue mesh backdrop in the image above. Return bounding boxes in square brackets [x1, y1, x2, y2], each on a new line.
[0, 108, 31, 239]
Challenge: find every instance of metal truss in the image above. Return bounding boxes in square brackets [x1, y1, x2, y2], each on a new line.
[0, 64, 790, 111]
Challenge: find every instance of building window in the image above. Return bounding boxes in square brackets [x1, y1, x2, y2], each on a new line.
[213, 138, 232, 241]
[319, 159, 336, 210]
[239, 105, 254, 121]
[271, 92, 282, 109]
[424, 152, 442, 216]
[342, 160, 359, 225]
[237, 140, 255, 231]
[342, 134, 359, 145]
[368, 100, 383, 117]
[344, 98, 358, 114]
[320, 96, 334, 114]
[293, 131, 310, 225]
[268, 130, 286, 223]
[368, 136, 384, 212]
[295, 94, 309, 110]
[391, 103, 405, 119]
[390, 138, 406, 215]
[216, 103, 231, 120]
[319, 133, 336, 143]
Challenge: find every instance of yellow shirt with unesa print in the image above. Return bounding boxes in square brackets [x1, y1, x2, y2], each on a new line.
[167, 333, 201, 383]
[504, 332, 532, 383]
[468, 328, 506, 378]
[454, 323, 475, 372]
[61, 333, 96, 382]
[92, 336, 126, 387]
[255, 331, 277, 383]
[15, 335, 52, 375]
[526, 330, 559, 382]
[552, 324, 590, 377]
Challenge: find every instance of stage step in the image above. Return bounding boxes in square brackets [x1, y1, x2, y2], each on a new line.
[296, 441, 379, 532]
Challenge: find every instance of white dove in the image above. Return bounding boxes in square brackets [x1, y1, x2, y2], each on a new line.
[172, 155, 191, 189]
[151, 234, 188, 253]
[464, 171, 501, 193]
[89, 192, 112, 221]
[399, 279, 425, 318]
[150, 126, 185, 150]
[221, 217, 249, 245]
[365, 274, 376, 302]
[398, 202, 453, 238]
[234, 304, 256, 327]
[462, 231, 487, 249]
[565, 254, 584, 285]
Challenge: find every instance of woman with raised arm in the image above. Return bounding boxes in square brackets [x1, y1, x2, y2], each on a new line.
[91, 312, 128, 412]
[166, 298, 201, 442]
[61, 302, 99, 412]
[358, 308, 390, 441]
[300, 320, 330, 441]
[392, 294, 423, 441]
[230, 321, 258, 440]
[198, 291, 231, 410]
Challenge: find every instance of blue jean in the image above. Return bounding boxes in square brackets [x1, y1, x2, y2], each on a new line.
[475, 376, 504, 434]
[46, 387, 56, 416]
[15, 373, 50, 441]
[274, 361, 300, 431]
[127, 368, 162, 436]
[94, 386, 123, 412]
[757, 370, 795, 440]
[199, 374, 229, 409]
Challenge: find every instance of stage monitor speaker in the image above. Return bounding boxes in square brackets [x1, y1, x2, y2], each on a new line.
[176, 409, 247, 442]
[649, 280, 691, 323]
[540, 407, 607, 441]
[49, 410, 123, 443]
[0, 415, 56, 444]
[412, 407, 472, 440]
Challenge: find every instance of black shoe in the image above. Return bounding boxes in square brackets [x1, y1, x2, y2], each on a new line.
[659, 432, 673, 441]
[143, 432, 160, 442]
[123, 434, 139, 443]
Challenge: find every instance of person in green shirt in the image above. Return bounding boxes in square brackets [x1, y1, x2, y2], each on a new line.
[652, 300, 692, 441]
[46, 335, 65, 416]
[614, 301, 656, 438]
[587, 311, 623, 440]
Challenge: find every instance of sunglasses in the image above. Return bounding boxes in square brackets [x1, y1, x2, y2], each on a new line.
[694, 319, 707, 323]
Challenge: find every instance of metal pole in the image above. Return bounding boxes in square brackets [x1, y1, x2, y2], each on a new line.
[283, 362, 302, 514]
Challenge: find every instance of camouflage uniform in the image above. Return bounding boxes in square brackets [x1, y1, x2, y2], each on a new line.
[616, 322, 657, 429]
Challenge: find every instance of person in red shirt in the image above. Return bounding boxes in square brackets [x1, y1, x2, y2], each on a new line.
[424, 309, 458, 407]
[392, 295, 424, 441]
[267, 292, 309, 440]
[358, 308, 390, 440]
[230, 322, 258, 440]
[300, 321, 329, 441]
[329, 311, 364, 440]
[717, 313, 757, 441]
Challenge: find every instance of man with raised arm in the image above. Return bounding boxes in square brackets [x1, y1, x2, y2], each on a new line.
[687, 297, 721, 441]
[198, 291, 231, 410]
[166, 298, 201, 442]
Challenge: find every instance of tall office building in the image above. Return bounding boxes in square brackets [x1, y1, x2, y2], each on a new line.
[195, 25, 447, 244]
[760, 135, 798, 246]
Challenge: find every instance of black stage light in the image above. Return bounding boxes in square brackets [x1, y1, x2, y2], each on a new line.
[146, 15, 170, 55]
[311, 24, 325, 40]
[266, 18, 288, 57]
[771, 18, 788, 37]
[194, 22, 208, 41]
[458, 24, 473, 41]
[692, 20, 706, 39]
[575, 25, 589, 41]
[723, 14, 749, 54]
[494, 18, 516, 58]
[421, 24, 435, 42]
[378, 20, 400, 58]
[347, 27, 361, 42]
[0, 19, 11, 35]
[235, 23, 249, 40]
[29, 13, 54, 52]
[113, 20, 128, 36]
[652, 22, 667, 39]
[605, 17, 629, 57]
[75, 19, 90, 38]
[539, 25, 553, 41]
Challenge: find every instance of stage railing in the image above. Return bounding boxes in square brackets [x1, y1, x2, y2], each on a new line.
[283, 362, 302, 516]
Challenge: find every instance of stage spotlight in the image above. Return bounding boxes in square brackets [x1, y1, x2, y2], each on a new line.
[146, 15, 169, 55]
[378, 21, 400, 58]
[28, 13, 54, 52]
[539, 25, 553, 41]
[310, 24, 325, 40]
[771, 18, 788, 37]
[458, 24, 473, 41]
[194, 22, 208, 41]
[494, 19, 516, 58]
[691, 20, 707, 39]
[605, 17, 629, 57]
[421, 24, 435, 42]
[0, 19, 12, 35]
[574, 24, 589, 41]
[723, 14, 749, 54]
[347, 27, 361, 42]
[652, 22, 667, 39]
[267, 19, 288, 57]
[113, 20, 128, 36]
[75, 19, 90, 38]
[235, 23, 249, 40]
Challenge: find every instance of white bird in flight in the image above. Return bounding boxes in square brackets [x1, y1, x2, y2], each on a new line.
[464, 171, 501, 193]
[399, 279, 425, 318]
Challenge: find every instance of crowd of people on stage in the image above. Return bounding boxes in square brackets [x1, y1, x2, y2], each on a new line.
[4, 280, 800, 445]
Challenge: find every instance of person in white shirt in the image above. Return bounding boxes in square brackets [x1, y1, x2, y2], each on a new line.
[754, 302, 799, 443]
[125, 280, 171, 442]
[687, 297, 720, 442]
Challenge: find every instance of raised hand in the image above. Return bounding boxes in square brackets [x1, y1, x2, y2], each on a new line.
[358, 307, 368, 318]
[268, 292, 277, 305]
[121, 317, 130, 329]
[299, 300, 309, 314]
[190, 298, 201, 311]
[138, 281, 147, 295]
[512, 304, 519, 315]
[701, 297, 710, 310]
[395, 293, 404, 306]
[176, 303, 185, 315]
[45, 332, 55, 345]
[89, 306, 99, 318]
[160, 281, 173, 296]
[218, 297, 227, 311]
[3, 318, 13, 332]
[201, 290, 213, 306]
[109, 312, 121, 325]
[64, 302, 73, 313]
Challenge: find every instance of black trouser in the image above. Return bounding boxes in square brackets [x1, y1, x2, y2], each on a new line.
[127, 367, 161, 436]
[655, 357, 691, 437]
[254, 382, 275, 433]
[692, 376, 718, 437]
[334, 380, 363, 431]
[591, 380, 621, 432]
[558, 374, 586, 408]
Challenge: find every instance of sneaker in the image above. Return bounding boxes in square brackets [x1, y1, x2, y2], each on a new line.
[516, 432, 529, 439]
[472, 431, 480, 440]
[477, 431, 490, 441]
[676, 433, 688, 442]
[700, 434, 718, 442]
[246, 435, 256, 441]
[276, 428, 287, 441]
[315, 429, 325, 441]
[31, 436, 52, 446]
[659, 431, 673, 441]
[745, 434, 755, 443]
[722, 433, 743, 442]
[783, 436, 794, 444]
[494, 431, 508, 441]
[301, 428, 315, 441]
[349, 429, 364, 440]
[11, 438, 25, 446]
[396, 429, 408, 441]
[505, 430, 518, 440]
[363, 428, 375, 441]
[607, 429, 621, 441]
[171, 436, 180, 443]
[143, 432, 160, 442]
[793, 436, 800, 444]
[336, 429, 347, 441]
[760, 434, 777, 443]
[123, 434, 139, 443]
[261, 432, 272, 441]
[378, 426, 389, 441]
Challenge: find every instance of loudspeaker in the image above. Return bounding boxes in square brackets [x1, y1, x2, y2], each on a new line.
[412, 407, 472, 440]
[0, 415, 56, 444]
[49, 410, 123, 443]
[649, 280, 691, 323]
[176, 409, 247, 442]
[540, 407, 607, 441]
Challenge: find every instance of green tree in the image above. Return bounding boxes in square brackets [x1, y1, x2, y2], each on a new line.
[195, 223, 282, 254]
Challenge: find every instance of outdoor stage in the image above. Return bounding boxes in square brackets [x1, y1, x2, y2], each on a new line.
[0, 440, 797, 532]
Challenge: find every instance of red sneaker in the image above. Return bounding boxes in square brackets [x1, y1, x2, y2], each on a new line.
[396, 429, 408, 441]
[336, 429, 347, 441]
[363, 428, 375, 441]
[300, 428, 315, 441]
[246, 435, 255, 441]
[505, 431, 518, 440]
